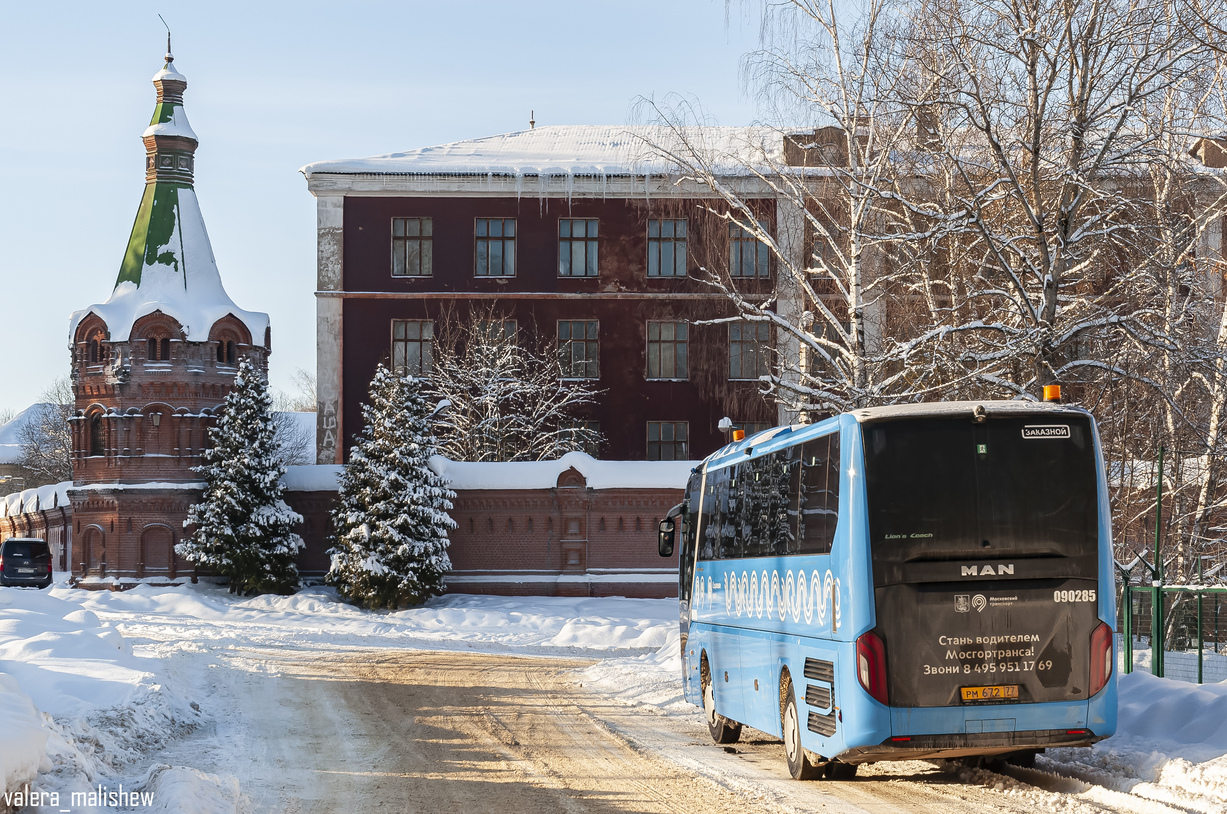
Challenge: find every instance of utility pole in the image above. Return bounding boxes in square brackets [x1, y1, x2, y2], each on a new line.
[1153, 445, 1165, 677]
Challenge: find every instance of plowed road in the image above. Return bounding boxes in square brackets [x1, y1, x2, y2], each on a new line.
[151, 647, 1108, 813]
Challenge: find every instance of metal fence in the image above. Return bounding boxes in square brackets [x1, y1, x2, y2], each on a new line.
[1117, 583, 1227, 684]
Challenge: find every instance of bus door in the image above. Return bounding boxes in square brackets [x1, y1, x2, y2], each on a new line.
[862, 415, 1109, 714]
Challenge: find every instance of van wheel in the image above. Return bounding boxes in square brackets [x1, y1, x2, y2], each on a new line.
[782, 679, 823, 780]
[701, 657, 741, 744]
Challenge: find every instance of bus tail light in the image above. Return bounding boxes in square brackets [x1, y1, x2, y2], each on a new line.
[856, 631, 888, 705]
[1089, 621, 1113, 697]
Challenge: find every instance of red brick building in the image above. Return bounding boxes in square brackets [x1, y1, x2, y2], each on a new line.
[301, 127, 806, 464]
[65, 47, 271, 581]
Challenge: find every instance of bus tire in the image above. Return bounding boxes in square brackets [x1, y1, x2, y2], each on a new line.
[701, 656, 742, 744]
[782, 680, 823, 780]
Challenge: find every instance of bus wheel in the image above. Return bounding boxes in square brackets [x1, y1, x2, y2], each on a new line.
[782, 679, 823, 780]
[701, 657, 742, 744]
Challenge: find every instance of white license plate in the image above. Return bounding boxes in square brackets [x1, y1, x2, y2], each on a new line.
[17, 568, 36, 574]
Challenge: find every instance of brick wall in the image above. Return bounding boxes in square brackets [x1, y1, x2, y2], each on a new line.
[284, 457, 685, 598]
[3, 460, 686, 598]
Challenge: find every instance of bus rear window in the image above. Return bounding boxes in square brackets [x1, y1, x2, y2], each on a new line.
[863, 415, 1098, 568]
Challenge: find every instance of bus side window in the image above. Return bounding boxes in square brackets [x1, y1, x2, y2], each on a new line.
[742, 459, 771, 558]
[700, 468, 727, 560]
[719, 468, 743, 559]
[758, 451, 793, 557]
[797, 433, 840, 554]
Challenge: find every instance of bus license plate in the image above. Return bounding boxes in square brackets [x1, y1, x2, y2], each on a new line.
[961, 685, 1019, 702]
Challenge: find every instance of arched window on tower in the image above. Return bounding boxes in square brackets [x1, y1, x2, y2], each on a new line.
[227, 341, 236, 364]
[88, 414, 104, 457]
[147, 336, 171, 362]
[89, 339, 100, 364]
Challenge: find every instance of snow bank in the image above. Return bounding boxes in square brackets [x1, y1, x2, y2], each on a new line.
[62, 584, 677, 656]
[131, 764, 242, 814]
[0, 673, 46, 800]
[0, 586, 200, 803]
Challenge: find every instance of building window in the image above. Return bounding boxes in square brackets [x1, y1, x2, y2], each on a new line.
[392, 217, 433, 277]
[646, 321, 688, 380]
[730, 221, 770, 278]
[88, 338, 101, 364]
[729, 322, 772, 380]
[147, 337, 171, 362]
[647, 219, 687, 277]
[476, 319, 517, 343]
[562, 419, 601, 457]
[475, 218, 516, 277]
[392, 319, 434, 375]
[89, 413, 104, 457]
[558, 320, 599, 379]
[216, 341, 237, 365]
[559, 219, 598, 277]
[647, 421, 688, 460]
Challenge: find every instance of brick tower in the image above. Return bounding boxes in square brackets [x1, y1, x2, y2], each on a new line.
[66, 43, 271, 582]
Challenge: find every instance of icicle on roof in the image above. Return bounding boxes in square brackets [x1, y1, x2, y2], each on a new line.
[69, 47, 268, 345]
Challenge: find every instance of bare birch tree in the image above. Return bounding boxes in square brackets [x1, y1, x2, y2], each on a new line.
[644, 0, 973, 415]
[18, 377, 73, 487]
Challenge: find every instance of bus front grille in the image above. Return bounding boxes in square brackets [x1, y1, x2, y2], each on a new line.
[808, 710, 837, 736]
[804, 658, 834, 683]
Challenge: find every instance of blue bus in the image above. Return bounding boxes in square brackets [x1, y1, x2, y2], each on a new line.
[658, 401, 1116, 779]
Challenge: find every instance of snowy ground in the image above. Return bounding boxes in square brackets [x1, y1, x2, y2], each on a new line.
[0, 579, 1224, 813]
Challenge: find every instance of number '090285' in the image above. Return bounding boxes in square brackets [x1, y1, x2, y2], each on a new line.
[1053, 589, 1096, 603]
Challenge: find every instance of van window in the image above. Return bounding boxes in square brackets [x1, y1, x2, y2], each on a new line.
[3, 541, 49, 559]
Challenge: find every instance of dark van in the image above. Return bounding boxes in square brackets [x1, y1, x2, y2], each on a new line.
[0, 538, 53, 588]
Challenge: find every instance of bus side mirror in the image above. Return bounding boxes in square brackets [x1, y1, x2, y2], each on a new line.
[658, 519, 675, 558]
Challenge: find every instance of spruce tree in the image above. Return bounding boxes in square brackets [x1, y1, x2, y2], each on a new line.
[326, 364, 456, 609]
[178, 358, 304, 594]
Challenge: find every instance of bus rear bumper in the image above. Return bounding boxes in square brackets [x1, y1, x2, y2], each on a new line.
[837, 728, 1103, 764]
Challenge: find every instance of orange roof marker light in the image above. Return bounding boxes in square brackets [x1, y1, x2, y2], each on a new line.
[732, 430, 746, 442]
[1043, 384, 1062, 403]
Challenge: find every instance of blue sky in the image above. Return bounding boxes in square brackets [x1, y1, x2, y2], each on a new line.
[0, 1, 763, 415]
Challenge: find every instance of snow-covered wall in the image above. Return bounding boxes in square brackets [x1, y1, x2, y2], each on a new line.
[282, 453, 696, 493]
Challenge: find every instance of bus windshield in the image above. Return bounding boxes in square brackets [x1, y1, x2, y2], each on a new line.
[863, 414, 1099, 575]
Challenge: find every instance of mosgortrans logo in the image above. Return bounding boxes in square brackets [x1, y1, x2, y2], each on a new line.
[1021, 424, 1071, 439]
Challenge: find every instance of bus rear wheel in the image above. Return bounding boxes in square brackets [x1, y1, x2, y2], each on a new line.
[701, 657, 741, 744]
[782, 679, 823, 780]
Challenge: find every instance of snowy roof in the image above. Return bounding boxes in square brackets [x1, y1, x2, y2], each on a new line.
[431, 452, 693, 491]
[142, 105, 196, 141]
[281, 453, 694, 493]
[67, 56, 268, 345]
[68, 186, 268, 343]
[0, 482, 71, 518]
[300, 125, 787, 179]
[0, 404, 56, 465]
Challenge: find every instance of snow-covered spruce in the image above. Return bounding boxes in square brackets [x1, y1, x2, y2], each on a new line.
[326, 365, 456, 609]
[177, 358, 304, 595]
